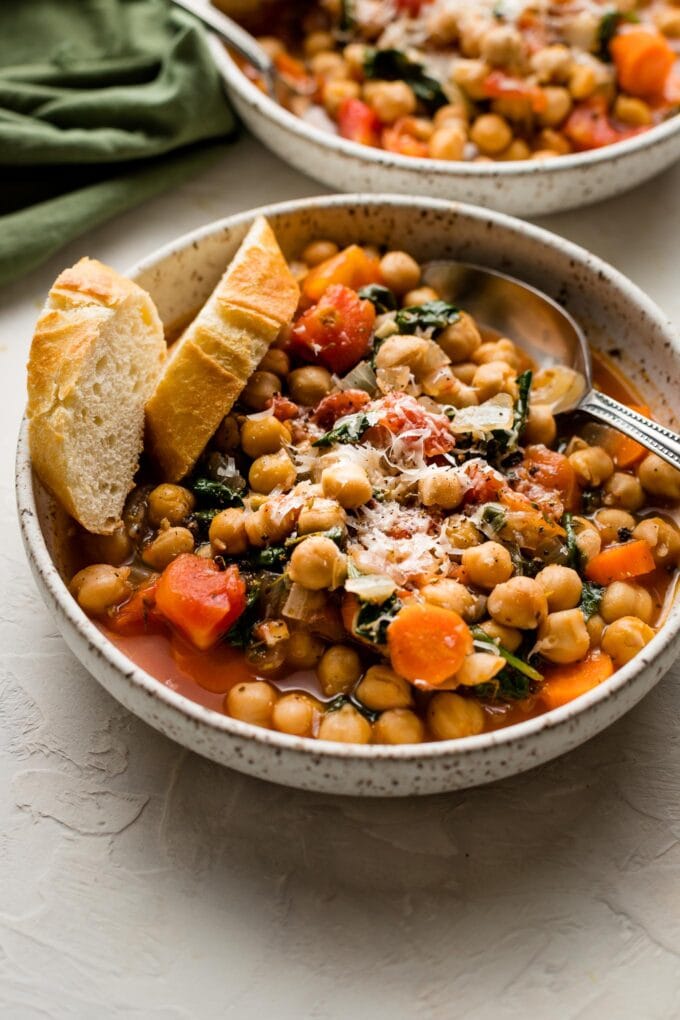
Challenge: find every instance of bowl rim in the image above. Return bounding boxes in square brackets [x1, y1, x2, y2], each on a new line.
[17, 192, 680, 765]
[213, 39, 680, 178]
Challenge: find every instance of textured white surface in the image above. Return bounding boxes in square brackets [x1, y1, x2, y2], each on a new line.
[1, 136, 680, 1018]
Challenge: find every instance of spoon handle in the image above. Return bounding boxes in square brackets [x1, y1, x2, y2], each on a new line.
[170, 0, 275, 83]
[580, 389, 680, 472]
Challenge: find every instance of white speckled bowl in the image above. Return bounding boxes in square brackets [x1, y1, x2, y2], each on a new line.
[17, 195, 680, 796]
[210, 40, 680, 216]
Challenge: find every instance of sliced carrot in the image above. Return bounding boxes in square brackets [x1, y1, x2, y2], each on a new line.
[387, 603, 473, 686]
[540, 651, 614, 710]
[302, 244, 383, 303]
[611, 29, 676, 99]
[155, 554, 246, 651]
[585, 539, 655, 586]
[605, 404, 652, 468]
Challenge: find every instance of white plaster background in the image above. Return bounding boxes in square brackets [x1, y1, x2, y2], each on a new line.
[1, 136, 679, 1019]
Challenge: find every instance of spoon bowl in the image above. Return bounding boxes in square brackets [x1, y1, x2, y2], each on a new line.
[424, 261, 680, 470]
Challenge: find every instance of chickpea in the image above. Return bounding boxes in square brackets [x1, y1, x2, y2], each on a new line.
[537, 609, 590, 664]
[84, 524, 132, 567]
[287, 366, 332, 405]
[614, 95, 652, 126]
[594, 508, 636, 545]
[427, 692, 485, 741]
[602, 616, 655, 668]
[240, 416, 289, 458]
[638, 454, 680, 501]
[242, 370, 280, 411]
[536, 128, 571, 156]
[209, 508, 249, 555]
[572, 516, 602, 562]
[343, 42, 368, 75]
[304, 30, 335, 58]
[470, 113, 512, 155]
[603, 472, 645, 512]
[481, 24, 525, 68]
[568, 62, 599, 100]
[434, 101, 468, 128]
[498, 138, 532, 161]
[420, 578, 477, 619]
[524, 404, 557, 446]
[477, 619, 522, 652]
[364, 80, 416, 123]
[445, 515, 482, 549]
[462, 541, 513, 590]
[255, 36, 284, 59]
[531, 149, 560, 161]
[452, 59, 491, 101]
[214, 414, 240, 452]
[318, 704, 372, 744]
[451, 361, 477, 385]
[288, 535, 347, 591]
[310, 51, 348, 80]
[535, 564, 583, 611]
[473, 338, 520, 369]
[142, 527, 194, 570]
[531, 44, 574, 83]
[373, 708, 425, 744]
[568, 446, 614, 487]
[379, 251, 421, 296]
[428, 122, 467, 160]
[457, 651, 505, 686]
[472, 360, 517, 401]
[437, 312, 482, 362]
[324, 78, 361, 115]
[321, 461, 372, 509]
[355, 664, 412, 711]
[586, 613, 605, 647]
[317, 644, 361, 696]
[418, 469, 464, 511]
[249, 450, 296, 495]
[374, 335, 432, 377]
[538, 86, 572, 126]
[600, 581, 653, 625]
[257, 347, 290, 378]
[302, 239, 339, 267]
[226, 680, 278, 727]
[272, 692, 319, 737]
[70, 564, 132, 615]
[297, 497, 346, 535]
[148, 483, 195, 527]
[285, 631, 326, 670]
[487, 577, 548, 629]
[633, 517, 680, 568]
[245, 499, 298, 547]
[402, 286, 439, 307]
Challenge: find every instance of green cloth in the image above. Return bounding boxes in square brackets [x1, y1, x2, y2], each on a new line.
[0, 0, 236, 285]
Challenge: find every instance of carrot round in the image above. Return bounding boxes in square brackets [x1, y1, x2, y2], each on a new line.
[604, 405, 652, 469]
[585, 539, 655, 586]
[611, 29, 676, 99]
[302, 244, 382, 303]
[540, 651, 614, 710]
[387, 602, 473, 686]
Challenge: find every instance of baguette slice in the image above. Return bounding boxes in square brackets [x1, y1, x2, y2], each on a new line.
[27, 258, 166, 534]
[145, 216, 300, 481]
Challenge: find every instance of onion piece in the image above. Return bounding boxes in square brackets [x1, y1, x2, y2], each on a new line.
[450, 393, 514, 434]
[345, 573, 397, 603]
[282, 583, 326, 621]
[336, 360, 377, 394]
[531, 365, 586, 413]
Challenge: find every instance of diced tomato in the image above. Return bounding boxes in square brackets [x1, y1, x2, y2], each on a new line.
[312, 389, 371, 428]
[291, 284, 376, 375]
[377, 392, 455, 458]
[382, 119, 430, 158]
[515, 445, 580, 512]
[274, 52, 316, 94]
[266, 394, 299, 421]
[564, 97, 646, 151]
[483, 70, 547, 113]
[338, 98, 381, 147]
[302, 244, 382, 303]
[462, 463, 505, 505]
[109, 578, 162, 636]
[395, 0, 431, 15]
[155, 555, 246, 652]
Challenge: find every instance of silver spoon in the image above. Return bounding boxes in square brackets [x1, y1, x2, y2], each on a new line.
[423, 261, 680, 471]
[170, 0, 311, 97]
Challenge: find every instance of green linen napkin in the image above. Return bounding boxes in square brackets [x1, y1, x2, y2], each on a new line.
[0, 0, 236, 286]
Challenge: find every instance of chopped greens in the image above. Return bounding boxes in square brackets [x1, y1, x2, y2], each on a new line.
[187, 507, 220, 539]
[581, 488, 601, 514]
[358, 284, 397, 314]
[325, 693, 380, 724]
[354, 593, 402, 646]
[363, 48, 449, 113]
[395, 299, 460, 335]
[597, 9, 638, 60]
[285, 526, 345, 549]
[313, 411, 378, 447]
[472, 668, 535, 702]
[513, 370, 532, 439]
[481, 504, 507, 534]
[563, 512, 585, 571]
[251, 546, 288, 571]
[580, 579, 604, 620]
[225, 581, 261, 648]
[338, 0, 355, 32]
[472, 627, 544, 683]
[191, 477, 244, 509]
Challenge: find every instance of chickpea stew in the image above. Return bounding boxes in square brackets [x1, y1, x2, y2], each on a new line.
[71, 238, 680, 746]
[241, 0, 680, 163]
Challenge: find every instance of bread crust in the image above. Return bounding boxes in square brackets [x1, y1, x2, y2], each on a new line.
[145, 216, 300, 481]
[27, 257, 165, 534]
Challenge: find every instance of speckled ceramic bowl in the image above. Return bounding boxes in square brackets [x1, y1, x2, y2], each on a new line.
[17, 195, 680, 796]
[210, 39, 680, 217]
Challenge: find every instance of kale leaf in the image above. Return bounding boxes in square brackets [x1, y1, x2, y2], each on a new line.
[285, 526, 345, 549]
[563, 512, 585, 571]
[363, 48, 449, 113]
[191, 477, 244, 509]
[225, 581, 261, 648]
[597, 10, 638, 60]
[313, 411, 378, 447]
[473, 667, 535, 701]
[251, 546, 288, 571]
[472, 626, 543, 683]
[358, 284, 397, 314]
[395, 299, 460, 335]
[513, 370, 532, 439]
[325, 694, 380, 724]
[354, 593, 402, 646]
[580, 579, 604, 621]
